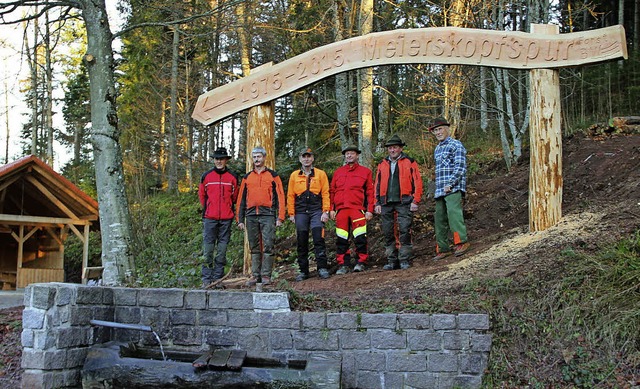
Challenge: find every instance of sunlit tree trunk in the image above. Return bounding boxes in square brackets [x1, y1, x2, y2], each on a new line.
[167, 26, 179, 194]
[25, 18, 38, 156]
[44, 9, 54, 166]
[235, 0, 251, 163]
[358, 0, 373, 167]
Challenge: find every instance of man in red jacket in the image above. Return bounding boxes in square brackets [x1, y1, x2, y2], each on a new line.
[330, 144, 375, 275]
[198, 147, 238, 288]
[374, 134, 423, 270]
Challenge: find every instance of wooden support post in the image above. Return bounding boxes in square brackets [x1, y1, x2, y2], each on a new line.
[242, 63, 276, 276]
[529, 24, 563, 231]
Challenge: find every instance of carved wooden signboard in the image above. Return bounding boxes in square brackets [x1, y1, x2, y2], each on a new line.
[193, 25, 627, 125]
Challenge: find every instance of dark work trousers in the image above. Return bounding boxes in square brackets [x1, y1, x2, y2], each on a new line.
[380, 202, 413, 265]
[294, 210, 328, 275]
[334, 208, 368, 266]
[202, 218, 233, 283]
[245, 214, 276, 278]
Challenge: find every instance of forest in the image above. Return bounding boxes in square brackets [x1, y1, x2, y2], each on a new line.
[0, 0, 638, 284]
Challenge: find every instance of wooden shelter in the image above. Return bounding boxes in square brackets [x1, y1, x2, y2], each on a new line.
[0, 155, 99, 289]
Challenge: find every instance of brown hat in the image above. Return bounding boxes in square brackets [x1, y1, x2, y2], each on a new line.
[341, 144, 361, 154]
[384, 134, 406, 147]
[299, 147, 314, 156]
[427, 117, 450, 132]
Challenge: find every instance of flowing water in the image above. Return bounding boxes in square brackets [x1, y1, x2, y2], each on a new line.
[152, 331, 166, 361]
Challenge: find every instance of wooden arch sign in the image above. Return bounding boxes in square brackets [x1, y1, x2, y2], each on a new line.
[193, 25, 626, 125]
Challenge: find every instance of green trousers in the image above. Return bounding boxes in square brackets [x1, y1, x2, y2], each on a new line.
[434, 191, 468, 253]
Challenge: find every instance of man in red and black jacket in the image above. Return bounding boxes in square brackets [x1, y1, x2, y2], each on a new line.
[198, 147, 238, 287]
[329, 144, 375, 275]
[374, 134, 423, 271]
[236, 146, 286, 287]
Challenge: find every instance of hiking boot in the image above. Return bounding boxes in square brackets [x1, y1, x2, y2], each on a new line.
[432, 251, 453, 261]
[318, 268, 330, 279]
[383, 262, 398, 270]
[261, 276, 271, 285]
[336, 266, 349, 275]
[295, 273, 308, 282]
[245, 277, 258, 287]
[353, 263, 365, 272]
[454, 242, 470, 257]
[400, 261, 410, 270]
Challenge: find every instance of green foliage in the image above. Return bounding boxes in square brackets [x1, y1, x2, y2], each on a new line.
[64, 231, 102, 283]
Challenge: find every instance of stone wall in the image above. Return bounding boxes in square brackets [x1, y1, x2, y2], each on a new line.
[21, 283, 491, 389]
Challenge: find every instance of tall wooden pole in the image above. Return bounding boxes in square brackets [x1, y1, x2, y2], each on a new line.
[529, 24, 563, 231]
[242, 63, 275, 275]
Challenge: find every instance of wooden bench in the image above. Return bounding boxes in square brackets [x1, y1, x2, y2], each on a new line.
[82, 266, 104, 284]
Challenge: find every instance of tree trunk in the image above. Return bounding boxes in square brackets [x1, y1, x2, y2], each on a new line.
[167, 26, 180, 194]
[332, 0, 352, 147]
[377, 66, 390, 152]
[358, 0, 374, 167]
[529, 24, 562, 232]
[25, 18, 38, 156]
[493, 68, 512, 170]
[44, 10, 54, 166]
[235, 1, 251, 163]
[82, 0, 136, 285]
[480, 66, 488, 132]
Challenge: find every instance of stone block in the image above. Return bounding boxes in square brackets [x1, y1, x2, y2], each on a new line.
[236, 328, 270, 354]
[185, 290, 207, 309]
[23, 287, 32, 307]
[443, 331, 470, 351]
[458, 314, 490, 330]
[115, 306, 141, 324]
[226, 310, 258, 327]
[360, 313, 397, 329]
[113, 287, 138, 306]
[140, 308, 171, 334]
[56, 327, 90, 348]
[470, 334, 492, 352]
[293, 330, 339, 351]
[171, 310, 196, 326]
[340, 351, 356, 389]
[172, 326, 202, 346]
[252, 292, 290, 312]
[138, 288, 184, 308]
[383, 372, 405, 388]
[354, 351, 385, 371]
[355, 370, 383, 389]
[460, 353, 488, 374]
[62, 368, 81, 387]
[208, 291, 253, 309]
[21, 370, 53, 389]
[21, 349, 66, 370]
[427, 352, 457, 372]
[399, 313, 431, 330]
[339, 329, 370, 350]
[386, 351, 427, 372]
[198, 309, 227, 326]
[66, 347, 89, 368]
[452, 374, 483, 389]
[369, 329, 406, 349]
[22, 309, 45, 330]
[327, 312, 358, 329]
[258, 311, 301, 329]
[269, 329, 294, 350]
[57, 306, 70, 324]
[301, 312, 326, 329]
[405, 372, 438, 388]
[407, 330, 442, 351]
[112, 328, 141, 343]
[46, 309, 62, 327]
[102, 287, 114, 305]
[205, 328, 238, 347]
[54, 285, 74, 306]
[69, 306, 93, 326]
[21, 329, 34, 348]
[31, 285, 56, 310]
[33, 330, 56, 350]
[75, 286, 103, 305]
[431, 314, 456, 330]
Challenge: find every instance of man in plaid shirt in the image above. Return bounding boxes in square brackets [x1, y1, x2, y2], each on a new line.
[428, 117, 470, 260]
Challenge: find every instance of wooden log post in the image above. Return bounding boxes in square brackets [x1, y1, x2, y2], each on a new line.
[242, 63, 276, 276]
[529, 24, 563, 232]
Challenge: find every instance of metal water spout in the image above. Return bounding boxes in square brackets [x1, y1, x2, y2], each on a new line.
[90, 320, 152, 332]
[90, 320, 166, 361]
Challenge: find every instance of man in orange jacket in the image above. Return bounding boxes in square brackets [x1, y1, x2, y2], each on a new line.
[330, 144, 375, 275]
[236, 146, 286, 286]
[374, 134, 423, 270]
[287, 147, 331, 281]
